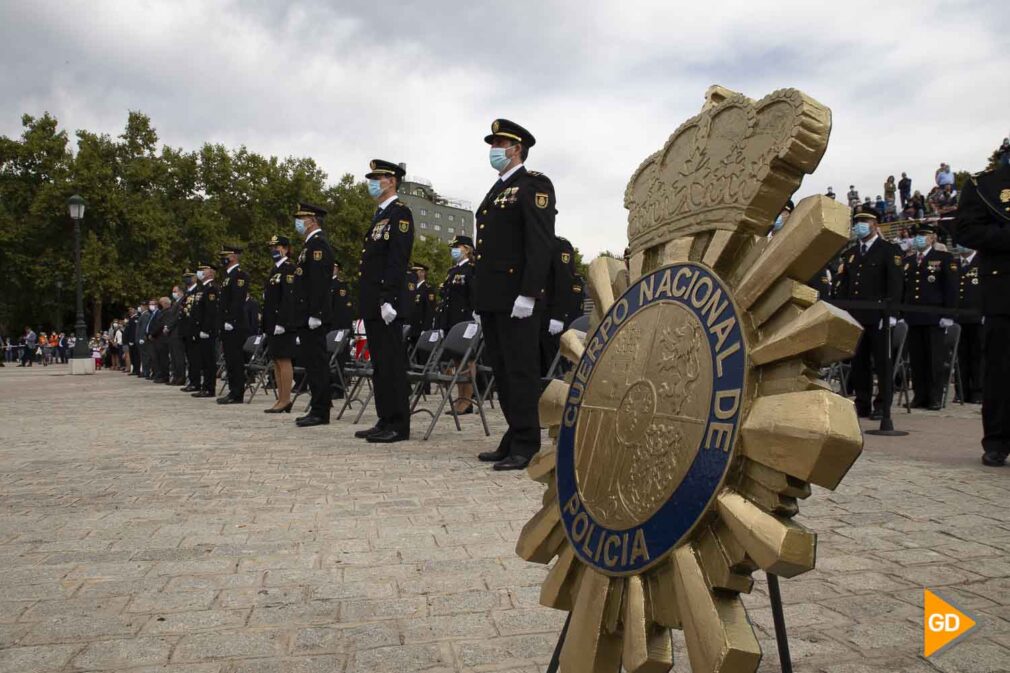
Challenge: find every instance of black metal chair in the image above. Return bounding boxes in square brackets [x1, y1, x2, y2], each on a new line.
[939, 323, 962, 409]
[889, 320, 911, 413]
[336, 329, 373, 421]
[407, 320, 489, 440]
[243, 334, 272, 403]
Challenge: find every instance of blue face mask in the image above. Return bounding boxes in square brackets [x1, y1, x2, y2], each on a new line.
[772, 215, 784, 232]
[450, 247, 463, 262]
[914, 235, 928, 250]
[367, 179, 383, 198]
[196, 270, 204, 281]
[294, 218, 306, 236]
[270, 250, 282, 261]
[853, 222, 871, 239]
[489, 147, 512, 172]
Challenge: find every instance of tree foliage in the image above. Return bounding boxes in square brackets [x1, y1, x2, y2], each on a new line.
[0, 111, 457, 334]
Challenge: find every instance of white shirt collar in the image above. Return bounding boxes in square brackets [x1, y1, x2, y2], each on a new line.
[499, 163, 524, 183]
[275, 256, 288, 268]
[202, 278, 213, 286]
[305, 228, 322, 243]
[859, 234, 879, 250]
[377, 195, 398, 211]
[965, 251, 976, 264]
[187, 283, 197, 292]
[226, 262, 239, 274]
[457, 258, 470, 267]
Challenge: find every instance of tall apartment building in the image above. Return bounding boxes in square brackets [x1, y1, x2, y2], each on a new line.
[396, 165, 473, 244]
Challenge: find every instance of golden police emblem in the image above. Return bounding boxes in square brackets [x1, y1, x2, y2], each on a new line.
[518, 86, 864, 673]
[536, 192, 550, 209]
[1000, 188, 1010, 203]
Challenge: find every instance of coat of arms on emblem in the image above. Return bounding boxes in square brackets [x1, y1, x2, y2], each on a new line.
[536, 192, 549, 209]
[518, 86, 865, 673]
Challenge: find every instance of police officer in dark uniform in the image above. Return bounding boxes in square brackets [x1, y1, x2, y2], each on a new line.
[217, 245, 250, 404]
[902, 223, 958, 410]
[353, 160, 414, 443]
[292, 203, 336, 427]
[437, 235, 477, 414]
[410, 263, 436, 339]
[540, 236, 579, 376]
[472, 119, 556, 470]
[952, 160, 1010, 466]
[191, 265, 219, 398]
[834, 211, 904, 419]
[955, 246, 984, 404]
[331, 261, 353, 330]
[263, 235, 298, 413]
[178, 271, 201, 391]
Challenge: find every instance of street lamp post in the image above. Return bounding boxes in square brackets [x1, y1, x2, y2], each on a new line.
[67, 194, 94, 374]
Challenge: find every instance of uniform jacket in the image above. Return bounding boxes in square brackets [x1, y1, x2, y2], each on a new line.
[410, 279, 436, 334]
[193, 280, 219, 337]
[220, 265, 250, 329]
[957, 254, 982, 324]
[330, 276, 354, 330]
[294, 230, 336, 326]
[437, 260, 474, 332]
[243, 298, 260, 334]
[123, 317, 137, 345]
[952, 165, 1010, 315]
[164, 297, 182, 336]
[262, 259, 297, 334]
[834, 237, 904, 326]
[358, 199, 414, 320]
[472, 166, 557, 313]
[544, 237, 580, 325]
[178, 285, 199, 339]
[147, 308, 166, 340]
[902, 248, 958, 326]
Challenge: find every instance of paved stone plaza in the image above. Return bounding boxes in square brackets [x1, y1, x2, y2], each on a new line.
[1, 367, 1008, 672]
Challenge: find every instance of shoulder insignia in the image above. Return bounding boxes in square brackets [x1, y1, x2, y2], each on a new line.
[1000, 188, 1010, 203]
[383, 232, 389, 240]
[949, 262, 958, 271]
[535, 193, 549, 209]
[399, 220, 410, 233]
[407, 282, 416, 291]
[223, 277, 231, 286]
[528, 170, 542, 176]
[286, 274, 295, 283]
[313, 250, 323, 262]
[237, 278, 245, 287]
[894, 255, 902, 266]
[573, 284, 583, 293]
[295, 267, 303, 276]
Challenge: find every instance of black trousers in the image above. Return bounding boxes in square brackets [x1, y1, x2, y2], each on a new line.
[129, 344, 141, 374]
[141, 340, 153, 377]
[185, 337, 201, 386]
[850, 321, 891, 414]
[169, 335, 186, 382]
[198, 336, 217, 394]
[958, 321, 984, 402]
[298, 326, 331, 419]
[221, 330, 248, 399]
[481, 309, 542, 459]
[907, 324, 946, 406]
[982, 316, 1010, 458]
[153, 338, 170, 380]
[364, 318, 410, 434]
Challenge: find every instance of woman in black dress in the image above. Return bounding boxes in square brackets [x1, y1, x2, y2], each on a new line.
[436, 235, 476, 414]
[262, 235, 298, 413]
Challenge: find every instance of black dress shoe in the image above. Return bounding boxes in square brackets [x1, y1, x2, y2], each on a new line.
[217, 396, 243, 405]
[366, 429, 409, 443]
[181, 385, 197, 392]
[910, 398, 928, 409]
[478, 449, 509, 462]
[296, 415, 330, 427]
[982, 451, 1007, 467]
[869, 409, 883, 420]
[354, 425, 385, 439]
[493, 455, 530, 471]
[170, 378, 186, 386]
[966, 396, 983, 405]
[927, 403, 943, 411]
[192, 391, 215, 398]
[264, 402, 293, 414]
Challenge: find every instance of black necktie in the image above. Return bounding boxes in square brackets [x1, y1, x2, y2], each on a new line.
[861, 244, 867, 256]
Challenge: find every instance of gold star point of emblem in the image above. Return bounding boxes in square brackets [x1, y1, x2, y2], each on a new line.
[518, 85, 864, 673]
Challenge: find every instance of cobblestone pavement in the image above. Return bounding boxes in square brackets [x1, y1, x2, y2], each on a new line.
[1, 367, 1008, 673]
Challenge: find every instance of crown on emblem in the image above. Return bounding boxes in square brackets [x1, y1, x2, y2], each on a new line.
[624, 86, 832, 256]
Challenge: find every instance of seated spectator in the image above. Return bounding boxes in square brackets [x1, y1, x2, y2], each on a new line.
[874, 195, 886, 215]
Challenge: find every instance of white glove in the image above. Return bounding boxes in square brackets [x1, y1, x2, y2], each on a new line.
[472, 311, 481, 325]
[548, 319, 564, 335]
[380, 302, 397, 325]
[295, 336, 301, 346]
[308, 317, 322, 330]
[273, 325, 285, 336]
[939, 318, 954, 328]
[199, 332, 210, 339]
[510, 295, 535, 319]
[224, 322, 234, 332]
[138, 339, 145, 345]
[890, 317, 897, 327]
[437, 329, 445, 338]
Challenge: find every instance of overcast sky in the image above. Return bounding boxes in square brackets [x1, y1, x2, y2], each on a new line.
[3, 1, 1008, 256]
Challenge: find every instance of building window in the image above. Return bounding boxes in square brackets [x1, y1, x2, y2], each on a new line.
[459, 218, 467, 227]
[420, 208, 427, 216]
[433, 224, 441, 231]
[420, 222, 427, 229]
[419, 234, 427, 241]
[448, 214, 455, 221]
[415, 189, 424, 197]
[448, 227, 454, 234]
[434, 212, 441, 219]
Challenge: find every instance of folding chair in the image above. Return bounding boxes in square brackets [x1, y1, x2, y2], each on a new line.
[215, 340, 227, 396]
[243, 334, 274, 402]
[889, 321, 911, 413]
[326, 328, 353, 396]
[336, 332, 373, 421]
[408, 320, 490, 441]
[407, 329, 446, 410]
[939, 323, 962, 409]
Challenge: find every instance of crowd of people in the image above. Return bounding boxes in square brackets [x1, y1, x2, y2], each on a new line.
[71, 121, 583, 471]
[828, 161, 962, 225]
